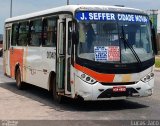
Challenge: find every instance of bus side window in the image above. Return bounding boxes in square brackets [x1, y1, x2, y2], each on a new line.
[42, 17, 57, 47]
[12, 23, 19, 46]
[29, 19, 42, 46]
[18, 22, 29, 46]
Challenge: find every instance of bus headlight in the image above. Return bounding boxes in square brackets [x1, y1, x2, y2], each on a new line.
[141, 73, 154, 83]
[78, 72, 97, 84]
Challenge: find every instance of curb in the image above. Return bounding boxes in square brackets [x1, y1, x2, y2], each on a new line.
[155, 68, 160, 72]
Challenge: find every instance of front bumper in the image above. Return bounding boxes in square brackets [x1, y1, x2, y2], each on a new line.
[75, 77, 154, 101]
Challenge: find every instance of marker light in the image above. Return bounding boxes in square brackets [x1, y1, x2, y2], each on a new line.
[141, 72, 154, 83]
[81, 74, 86, 78]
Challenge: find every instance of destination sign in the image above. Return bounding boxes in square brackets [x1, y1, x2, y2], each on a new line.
[94, 46, 120, 62]
[76, 12, 148, 23]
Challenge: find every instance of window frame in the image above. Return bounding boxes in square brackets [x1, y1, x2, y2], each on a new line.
[29, 18, 43, 47]
[11, 23, 19, 46]
[17, 21, 29, 46]
[42, 16, 58, 47]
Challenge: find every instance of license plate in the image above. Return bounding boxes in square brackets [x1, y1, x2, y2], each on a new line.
[113, 86, 126, 92]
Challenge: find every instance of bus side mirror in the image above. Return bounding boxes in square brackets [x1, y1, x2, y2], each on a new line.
[72, 31, 78, 45]
[150, 20, 158, 55]
[151, 27, 158, 55]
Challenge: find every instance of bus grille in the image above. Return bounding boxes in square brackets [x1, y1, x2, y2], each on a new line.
[98, 88, 138, 98]
[100, 82, 137, 86]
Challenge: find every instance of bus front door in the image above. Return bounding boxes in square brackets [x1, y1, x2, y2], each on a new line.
[57, 18, 72, 95]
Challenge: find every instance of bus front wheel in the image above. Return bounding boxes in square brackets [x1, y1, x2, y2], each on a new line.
[51, 75, 63, 103]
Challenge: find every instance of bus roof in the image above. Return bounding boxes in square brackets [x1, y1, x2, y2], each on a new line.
[5, 5, 146, 23]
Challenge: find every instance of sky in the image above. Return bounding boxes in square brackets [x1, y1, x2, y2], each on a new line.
[0, 0, 160, 34]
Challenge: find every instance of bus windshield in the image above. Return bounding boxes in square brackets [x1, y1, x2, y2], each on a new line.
[76, 12, 153, 63]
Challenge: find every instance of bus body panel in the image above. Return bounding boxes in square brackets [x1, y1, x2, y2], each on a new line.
[6, 46, 56, 90]
[10, 47, 24, 78]
[74, 66, 154, 101]
[24, 47, 56, 89]
[3, 25, 12, 76]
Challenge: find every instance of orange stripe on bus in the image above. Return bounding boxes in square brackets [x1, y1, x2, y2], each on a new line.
[74, 64, 115, 83]
[10, 49, 24, 78]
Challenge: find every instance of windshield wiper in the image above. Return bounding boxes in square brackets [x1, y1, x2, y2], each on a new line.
[120, 25, 142, 68]
[121, 26, 127, 50]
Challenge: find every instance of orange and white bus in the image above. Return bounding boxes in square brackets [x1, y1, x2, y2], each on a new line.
[3, 5, 156, 102]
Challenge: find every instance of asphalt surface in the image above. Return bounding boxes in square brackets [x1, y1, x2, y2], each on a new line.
[0, 57, 160, 124]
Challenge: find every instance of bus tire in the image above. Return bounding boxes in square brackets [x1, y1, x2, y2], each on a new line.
[51, 75, 63, 103]
[15, 68, 24, 90]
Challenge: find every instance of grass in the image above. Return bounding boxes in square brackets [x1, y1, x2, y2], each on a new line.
[155, 58, 160, 68]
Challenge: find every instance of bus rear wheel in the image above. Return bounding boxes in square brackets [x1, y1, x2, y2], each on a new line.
[16, 68, 24, 90]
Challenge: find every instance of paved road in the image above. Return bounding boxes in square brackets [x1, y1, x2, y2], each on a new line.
[0, 58, 160, 121]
